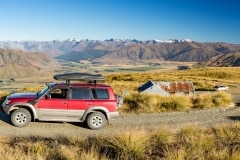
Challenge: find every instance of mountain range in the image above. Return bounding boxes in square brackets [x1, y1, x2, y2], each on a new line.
[0, 48, 59, 78]
[1, 39, 240, 66]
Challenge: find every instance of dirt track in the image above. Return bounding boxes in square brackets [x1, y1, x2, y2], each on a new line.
[0, 106, 239, 138]
[0, 89, 240, 138]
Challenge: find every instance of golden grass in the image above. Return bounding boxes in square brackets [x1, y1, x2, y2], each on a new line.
[1, 67, 240, 95]
[0, 124, 239, 160]
[0, 66, 239, 159]
[105, 131, 149, 159]
[106, 67, 240, 93]
[122, 92, 232, 113]
[0, 67, 236, 114]
[0, 90, 9, 98]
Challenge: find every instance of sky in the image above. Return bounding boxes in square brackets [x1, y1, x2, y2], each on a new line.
[0, 0, 239, 44]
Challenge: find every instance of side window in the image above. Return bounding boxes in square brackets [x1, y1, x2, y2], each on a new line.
[71, 88, 91, 99]
[49, 88, 68, 99]
[92, 88, 109, 99]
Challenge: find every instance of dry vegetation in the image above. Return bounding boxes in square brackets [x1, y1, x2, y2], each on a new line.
[0, 67, 238, 112]
[105, 67, 240, 93]
[0, 124, 239, 160]
[121, 91, 232, 113]
[104, 67, 238, 113]
[0, 67, 240, 159]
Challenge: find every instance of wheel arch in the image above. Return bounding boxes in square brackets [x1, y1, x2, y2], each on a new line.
[81, 107, 109, 122]
[8, 103, 37, 120]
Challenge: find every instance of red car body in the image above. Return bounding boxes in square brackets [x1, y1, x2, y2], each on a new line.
[1, 82, 121, 130]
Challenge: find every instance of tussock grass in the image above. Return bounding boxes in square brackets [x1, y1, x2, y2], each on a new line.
[105, 131, 149, 159]
[122, 92, 232, 113]
[212, 91, 233, 107]
[193, 92, 233, 109]
[193, 92, 215, 109]
[0, 90, 9, 97]
[122, 93, 193, 113]
[0, 67, 238, 159]
[0, 67, 237, 112]
[106, 67, 240, 92]
[0, 124, 239, 160]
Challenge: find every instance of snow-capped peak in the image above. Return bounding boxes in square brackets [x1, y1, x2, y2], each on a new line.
[65, 38, 80, 42]
[154, 38, 193, 43]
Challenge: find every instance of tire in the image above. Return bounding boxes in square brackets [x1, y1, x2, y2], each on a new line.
[11, 108, 31, 127]
[86, 112, 106, 130]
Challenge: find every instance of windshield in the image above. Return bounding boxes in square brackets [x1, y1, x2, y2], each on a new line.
[37, 83, 55, 98]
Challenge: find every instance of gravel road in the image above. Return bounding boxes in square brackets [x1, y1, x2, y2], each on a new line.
[0, 89, 240, 138]
[0, 106, 239, 138]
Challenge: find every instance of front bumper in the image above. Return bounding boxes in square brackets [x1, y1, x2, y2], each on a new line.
[0, 105, 3, 112]
[1, 103, 10, 114]
[1, 96, 10, 114]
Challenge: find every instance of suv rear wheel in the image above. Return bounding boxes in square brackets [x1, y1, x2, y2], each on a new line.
[11, 108, 31, 127]
[86, 112, 106, 130]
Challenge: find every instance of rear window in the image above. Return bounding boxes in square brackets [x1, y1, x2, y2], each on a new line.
[91, 88, 109, 99]
[71, 88, 91, 99]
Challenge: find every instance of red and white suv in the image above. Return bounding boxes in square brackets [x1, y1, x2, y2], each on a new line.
[1, 73, 121, 130]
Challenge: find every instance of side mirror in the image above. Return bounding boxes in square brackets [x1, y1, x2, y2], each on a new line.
[45, 93, 51, 99]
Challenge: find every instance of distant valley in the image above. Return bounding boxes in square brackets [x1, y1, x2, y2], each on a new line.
[0, 39, 240, 78]
[1, 39, 240, 64]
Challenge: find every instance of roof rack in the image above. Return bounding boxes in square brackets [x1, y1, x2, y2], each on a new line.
[53, 72, 105, 84]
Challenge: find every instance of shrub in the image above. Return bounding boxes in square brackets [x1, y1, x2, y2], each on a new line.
[211, 91, 232, 107]
[150, 129, 173, 157]
[0, 124, 239, 160]
[159, 96, 192, 112]
[193, 92, 233, 109]
[123, 93, 193, 113]
[105, 131, 149, 159]
[193, 93, 214, 109]
[123, 93, 151, 113]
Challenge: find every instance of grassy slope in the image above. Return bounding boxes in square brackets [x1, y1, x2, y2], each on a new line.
[0, 66, 239, 159]
[0, 124, 239, 160]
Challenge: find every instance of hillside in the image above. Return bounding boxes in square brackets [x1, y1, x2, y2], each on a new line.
[200, 52, 240, 67]
[55, 41, 240, 64]
[91, 42, 222, 63]
[1, 39, 240, 65]
[0, 49, 59, 78]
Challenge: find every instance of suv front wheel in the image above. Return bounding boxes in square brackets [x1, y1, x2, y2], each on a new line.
[86, 112, 106, 130]
[11, 108, 31, 127]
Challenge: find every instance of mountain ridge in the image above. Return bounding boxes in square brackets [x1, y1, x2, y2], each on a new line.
[199, 52, 240, 67]
[0, 49, 59, 78]
[1, 39, 240, 65]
